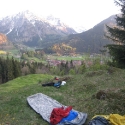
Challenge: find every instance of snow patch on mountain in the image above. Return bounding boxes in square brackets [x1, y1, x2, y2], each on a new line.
[45, 15, 63, 26]
[6, 21, 14, 35]
[44, 15, 75, 31]
[73, 26, 87, 33]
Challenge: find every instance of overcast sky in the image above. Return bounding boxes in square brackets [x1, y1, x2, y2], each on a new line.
[0, 0, 120, 30]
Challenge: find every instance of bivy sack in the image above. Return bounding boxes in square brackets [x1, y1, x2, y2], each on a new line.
[27, 93, 87, 125]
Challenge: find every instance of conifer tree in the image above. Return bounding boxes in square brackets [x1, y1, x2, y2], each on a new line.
[13, 60, 21, 78]
[1, 59, 7, 83]
[0, 59, 2, 83]
[65, 61, 69, 74]
[60, 61, 65, 71]
[105, 0, 125, 68]
[70, 60, 74, 68]
[0, 58, 5, 83]
[6, 56, 14, 81]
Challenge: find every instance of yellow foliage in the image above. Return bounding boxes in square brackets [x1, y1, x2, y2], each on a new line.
[0, 50, 6, 54]
[52, 43, 76, 55]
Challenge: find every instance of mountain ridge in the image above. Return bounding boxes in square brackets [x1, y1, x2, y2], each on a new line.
[0, 11, 117, 53]
[0, 10, 76, 47]
[55, 15, 116, 53]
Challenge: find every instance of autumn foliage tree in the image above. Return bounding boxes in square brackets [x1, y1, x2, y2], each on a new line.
[105, 0, 125, 68]
[52, 43, 76, 55]
[0, 33, 7, 44]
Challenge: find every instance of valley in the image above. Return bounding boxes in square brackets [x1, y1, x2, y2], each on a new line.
[0, 8, 125, 125]
[0, 11, 116, 54]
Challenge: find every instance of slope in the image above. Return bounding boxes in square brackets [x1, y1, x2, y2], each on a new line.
[62, 15, 116, 53]
[0, 68, 125, 125]
[0, 10, 76, 48]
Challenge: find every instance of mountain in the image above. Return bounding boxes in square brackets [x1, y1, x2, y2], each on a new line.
[0, 10, 76, 47]
[73, 26, 87, 33]
[45, 15, 86, 33]
[45, 15, 77, 34]
[59, 15, 116, 53]
[0, 12, 117, 53]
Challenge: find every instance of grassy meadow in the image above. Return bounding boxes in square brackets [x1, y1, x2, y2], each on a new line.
[0, 67, 125, 125]
[47, 54, 87, 61]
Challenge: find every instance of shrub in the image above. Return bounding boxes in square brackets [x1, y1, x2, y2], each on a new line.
[69, 69, 75, 75]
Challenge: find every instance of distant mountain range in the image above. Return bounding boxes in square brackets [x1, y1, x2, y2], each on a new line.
[59, 15, 116, 53]
[44, 15, 86, 33]
[0, 10, 76, 47]
[0, 10, 116, 53]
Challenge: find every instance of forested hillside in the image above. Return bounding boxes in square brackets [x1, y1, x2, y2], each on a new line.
[59, 15, 116, 53]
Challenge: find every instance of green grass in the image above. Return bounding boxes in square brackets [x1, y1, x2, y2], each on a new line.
[0, 69, 125, 125]
[47, 55, 88, 61]
[0, 74, 53, 93]
[6, 49, 19, 54]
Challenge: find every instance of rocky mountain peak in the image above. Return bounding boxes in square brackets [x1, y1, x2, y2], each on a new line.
[0, 10, 76, 47]
[45, 15, 63, 26]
